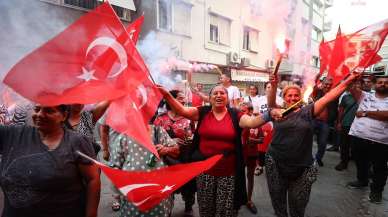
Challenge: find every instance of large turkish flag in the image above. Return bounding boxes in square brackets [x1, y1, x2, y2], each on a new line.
[3, 2, 147, 105]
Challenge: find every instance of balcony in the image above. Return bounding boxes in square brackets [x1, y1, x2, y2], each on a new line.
[323, 21, 332, 32]
[324, 0, 333, 8]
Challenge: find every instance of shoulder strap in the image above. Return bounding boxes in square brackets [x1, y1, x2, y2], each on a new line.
[197, 106, 212, 124]
[153, 126, 160, 144]
[228, 107, 241, 135]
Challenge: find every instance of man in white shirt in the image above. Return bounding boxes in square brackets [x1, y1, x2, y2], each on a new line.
[255, 82, 284, 114]
[347, 76, 388, 204]
[243, 85, 260, 112]
[219, 73, 240, 108]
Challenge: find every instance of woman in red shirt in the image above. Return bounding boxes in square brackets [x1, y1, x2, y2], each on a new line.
[158, 85, 282, 217]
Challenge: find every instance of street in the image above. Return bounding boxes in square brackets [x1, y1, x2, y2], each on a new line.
[0, 146, 385, 217]
[97, 147, 388, 217]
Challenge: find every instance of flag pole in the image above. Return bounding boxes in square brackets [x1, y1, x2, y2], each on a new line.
[76, 151, 102, 165]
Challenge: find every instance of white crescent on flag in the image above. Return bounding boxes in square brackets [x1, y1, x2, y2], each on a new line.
[86, 36, 128, 78]
[119, 183, 160, 195]
[136, 84, 148, 109]
[132, 196, 154, 207]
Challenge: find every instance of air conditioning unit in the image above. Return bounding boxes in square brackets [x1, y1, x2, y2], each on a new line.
[265, 59, 275, 69]
[240, 57, 250, 67]
[227, 52, 241, 65]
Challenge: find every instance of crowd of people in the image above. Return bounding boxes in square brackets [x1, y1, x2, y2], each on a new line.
[0, 71, 387, 217]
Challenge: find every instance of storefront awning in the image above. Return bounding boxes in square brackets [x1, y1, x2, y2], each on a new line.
[231, 69, 269, 82]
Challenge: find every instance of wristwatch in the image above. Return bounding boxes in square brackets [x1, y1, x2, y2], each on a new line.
[361, 111, 367, 117]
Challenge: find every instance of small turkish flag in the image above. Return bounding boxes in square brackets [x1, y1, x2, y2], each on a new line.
[322, 19, 388, 86]
[3, 2, 146, 105]
[77, 151, 222, 211]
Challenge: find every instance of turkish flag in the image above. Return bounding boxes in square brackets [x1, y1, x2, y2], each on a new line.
[127, 15, 144, 44]
[3, 2, 146, 105]
[105, 12, 161, 155]
[318, 38, 331, 77]
[125, 15, 162, 124]
[259, 123, 273, 152]
[322, 19, 388, 86]
[77, 151, 222, 211]
[105, 94, 160, 157]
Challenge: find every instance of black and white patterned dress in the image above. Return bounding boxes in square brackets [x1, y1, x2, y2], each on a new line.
[110, 125, 176, 217]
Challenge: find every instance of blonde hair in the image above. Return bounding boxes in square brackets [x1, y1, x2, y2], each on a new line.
[282, 85, 302, 98]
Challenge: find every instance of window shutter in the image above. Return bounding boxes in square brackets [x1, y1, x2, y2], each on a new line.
[249, 30, 259, 52]
[219, 18, 230, 45]
[174, 2, 191, 36]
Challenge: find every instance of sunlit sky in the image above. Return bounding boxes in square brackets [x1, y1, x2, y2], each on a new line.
[325, 0, 388, 39]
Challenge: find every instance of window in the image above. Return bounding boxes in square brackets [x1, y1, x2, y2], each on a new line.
[312, 56, 319, 67]
[173, 2, 192, 36]
[209, 14, 231, 45]
[311, 26, 322, 41]
[210, 24, 219, 43]
[243, 28, 249, 50]
[64, 0, 97, 9]
[157, 0, 192, 36]
[243, 27, 259, 52]
[64, 0, 130, 20]
[158, 0, 172, 31]
[313, 1, 323, 13]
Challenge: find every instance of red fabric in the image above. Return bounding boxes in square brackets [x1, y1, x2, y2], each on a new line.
[105, 11, 162, 155]
[327, 27, 348, 86]
[4, 2, 147, 105]
[83, 153, 221, 212]
[322, 20, 388, 86]
[319, 38, 331, 76]
[126, 15, 144, 44]
[132, 77, 163, 125]
[259, 123, 273, 152]
[199, 112, 241, 176]
[242, 128, 262, 157]
[106, 94, 159, 157]
[191, 93, 203, 107]
[153, 113, 192, 140]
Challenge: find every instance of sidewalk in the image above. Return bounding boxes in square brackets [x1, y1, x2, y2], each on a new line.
[98, 149, 388, 217]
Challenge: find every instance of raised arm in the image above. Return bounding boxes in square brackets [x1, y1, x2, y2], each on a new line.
[314, 73, 360, 116]
[157, 86, 200, 121]
[91, 101, 110, 123]
[239, 108, 283, 128]
[267, 74, 279, 108]
[100, 124, 110, 161]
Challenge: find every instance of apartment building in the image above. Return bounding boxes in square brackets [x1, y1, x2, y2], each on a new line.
[133, 0, 332, 93]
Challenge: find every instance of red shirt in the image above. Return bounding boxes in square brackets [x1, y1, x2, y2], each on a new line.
[192, 93, 204, 107]
[199, 112, 241, 176]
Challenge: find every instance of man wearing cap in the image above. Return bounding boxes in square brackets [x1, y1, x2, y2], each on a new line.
[347, 75, 388, 204]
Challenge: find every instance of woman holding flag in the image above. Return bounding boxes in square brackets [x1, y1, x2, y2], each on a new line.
[158, 85, 282, 217]
[265, 72, 360, 217]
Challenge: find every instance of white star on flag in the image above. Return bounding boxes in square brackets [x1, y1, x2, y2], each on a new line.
[132, 102, 138, 111]
[160, 185, 175, 193]
[77, 67, 98, 81]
